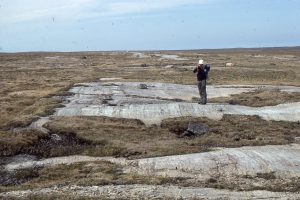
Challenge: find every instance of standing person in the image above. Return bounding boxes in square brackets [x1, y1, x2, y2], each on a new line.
[193, 59, 210, 104]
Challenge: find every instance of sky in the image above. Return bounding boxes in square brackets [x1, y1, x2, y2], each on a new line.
[0, 0, 299, 52]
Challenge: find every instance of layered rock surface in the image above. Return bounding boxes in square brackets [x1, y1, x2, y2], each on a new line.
[5, 144, 300, 179]
[55, 82, 300, 125]
[3, 144, 300, 199]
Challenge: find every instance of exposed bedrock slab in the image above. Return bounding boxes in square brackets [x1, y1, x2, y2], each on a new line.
[4, 156, 126, 172]
[5, 144, 300, 180]
[154, 53, 189, 60]
[4, 145, 300, 198]
[133, 144, 300, 179]
[55, 82, 300, 125]
[29, 117, 50, 134]
[70, 82, 300, 101]
[57, 102, 300, 125]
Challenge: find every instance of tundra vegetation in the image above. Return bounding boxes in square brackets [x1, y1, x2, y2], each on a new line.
[0, 48, 300, 198]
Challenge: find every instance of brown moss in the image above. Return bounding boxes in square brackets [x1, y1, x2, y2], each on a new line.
[211, 89, 300, 107]
[43, 115, 300, 159]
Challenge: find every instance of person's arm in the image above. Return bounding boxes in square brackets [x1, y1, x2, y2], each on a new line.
[193, 67, 198, 73]
[204, 64, 210, 72]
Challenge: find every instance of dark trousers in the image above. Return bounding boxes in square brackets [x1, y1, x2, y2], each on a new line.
[197, 80, 207, 104]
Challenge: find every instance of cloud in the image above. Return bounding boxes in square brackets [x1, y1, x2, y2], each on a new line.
[0, 0, 218, 25]
[0, 0, 95, 24]
[101, 0, 214, 16]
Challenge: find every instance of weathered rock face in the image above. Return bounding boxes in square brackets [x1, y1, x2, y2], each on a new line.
[4, 155, 126, 172]
[54, 82, 300, 125]
[132, 144, 300, 179]
[5, 144, 300, 179]
[3, 144, 300, 199]
[68, 82, 261, 101]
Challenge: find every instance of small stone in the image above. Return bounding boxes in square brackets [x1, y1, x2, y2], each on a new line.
[138, 83, 148, 89]
[225, 62, 235, 67]
[164, 65, 174, 69]
[51, 134, 62, 141]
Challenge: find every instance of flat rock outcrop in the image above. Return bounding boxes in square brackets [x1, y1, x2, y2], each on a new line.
[132, 144, 300, 179]
[6, 144, 300, 180]
[55, 82, 300, 125]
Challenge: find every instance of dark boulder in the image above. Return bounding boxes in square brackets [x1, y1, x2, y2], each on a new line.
[180, 122, 209, 137]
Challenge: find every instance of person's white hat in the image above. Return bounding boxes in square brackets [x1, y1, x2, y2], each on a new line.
[198, 59, 204, 65]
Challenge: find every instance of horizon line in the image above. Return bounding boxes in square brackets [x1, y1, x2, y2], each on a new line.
[1, 45, 300, 54]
